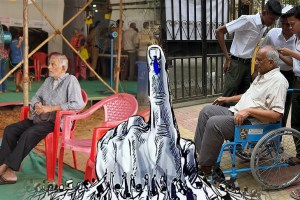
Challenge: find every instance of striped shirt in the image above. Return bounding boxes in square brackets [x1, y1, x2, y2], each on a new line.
[30, 73, 85, 126]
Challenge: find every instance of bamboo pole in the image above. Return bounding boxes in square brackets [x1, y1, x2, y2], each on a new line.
[23, 0, 29, 106]
[114, 0, 123, 92]
[31, 0, 116, 93]
[0, 0, 92, 85]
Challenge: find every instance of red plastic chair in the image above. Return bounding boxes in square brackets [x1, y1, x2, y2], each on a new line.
[33, 52, 48, 81]
[84, 127, 110, 183]
[28, 58, 38, 81]
[57, 93, 138, 185]
[20, 89, 88, 181]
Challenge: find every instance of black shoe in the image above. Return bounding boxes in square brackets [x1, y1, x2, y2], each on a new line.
[198, 166, 212, 176]
[212, 167, 225, 183]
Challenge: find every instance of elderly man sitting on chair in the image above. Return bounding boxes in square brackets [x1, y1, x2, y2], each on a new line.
[194, 45, 289, 176]
[0, 54, 85, 185]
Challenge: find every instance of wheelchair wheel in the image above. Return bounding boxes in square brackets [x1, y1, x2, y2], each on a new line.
[250, 127, 300, 189]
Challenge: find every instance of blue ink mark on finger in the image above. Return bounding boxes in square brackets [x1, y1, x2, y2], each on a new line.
[154, 56, 160, 75]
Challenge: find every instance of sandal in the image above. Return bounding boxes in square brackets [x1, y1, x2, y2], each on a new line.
[287, 157, 300, 166]
[290, 188, 300, 200]
[0, 175, 16, 185]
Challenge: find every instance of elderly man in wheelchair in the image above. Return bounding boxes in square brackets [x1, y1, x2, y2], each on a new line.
[194, 45, 300, 189]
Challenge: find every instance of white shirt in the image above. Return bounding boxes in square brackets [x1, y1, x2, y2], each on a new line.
[226, 13, 267, 59]
[292, 36, 300, 76]
[261, 28, 296, 71]
[229, 68, 288, 124]
[122, 27, 138, 51]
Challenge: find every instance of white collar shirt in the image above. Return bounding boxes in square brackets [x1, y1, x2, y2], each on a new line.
[122, 27, 138, 51]
[261, 28, 296, 71]
[226, 13, 267, 59]
[292, 36, 300, 76]
[229, 68, 288, 124]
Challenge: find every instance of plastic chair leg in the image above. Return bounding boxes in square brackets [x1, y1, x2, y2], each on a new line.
[57, 147, 65, 186]
[84, 159, 96, 183]
[44, 133, 55, 182]
[72, 151, 77, 169]
[70, 132, 77, 169]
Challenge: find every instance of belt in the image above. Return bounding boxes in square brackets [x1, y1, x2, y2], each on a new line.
[230, 55, 252, 64]
[295, 76, 300, 81]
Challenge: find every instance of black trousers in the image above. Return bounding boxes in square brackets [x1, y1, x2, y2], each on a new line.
[281, 70, 294, 127]
[223, 59, 251, 97]
[0, 119, 54, 171]
[292, 78, 300, 158]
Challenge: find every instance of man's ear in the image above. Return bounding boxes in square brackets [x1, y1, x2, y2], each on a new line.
[62, 65, 67, 72]
[261, 10, 267, 21]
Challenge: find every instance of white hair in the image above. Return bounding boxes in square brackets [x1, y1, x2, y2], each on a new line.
[50, 54, 68, 71]
[265, 46, 279, 67]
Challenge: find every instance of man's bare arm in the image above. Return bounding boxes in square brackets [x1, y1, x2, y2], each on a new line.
[213, 95, 242, 105]
[279, 54, 293, 66]
[216, 25, 231, 72]
[234, 108, 282, 125]
[278, 47, 300, 61]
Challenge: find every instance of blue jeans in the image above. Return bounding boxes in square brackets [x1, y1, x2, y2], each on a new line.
[0, 59, 8, 92]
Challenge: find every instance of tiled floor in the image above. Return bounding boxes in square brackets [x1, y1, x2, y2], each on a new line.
[173, 104, 296, 200]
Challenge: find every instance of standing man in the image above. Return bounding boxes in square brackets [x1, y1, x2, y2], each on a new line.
[122, 22, 138, 81]
[277, 6, 300, 199]
[216, 0, 282, 99]
[87, 21, 108, 80]
[10, 29, 24, 92]
[261, 5, 295, 127]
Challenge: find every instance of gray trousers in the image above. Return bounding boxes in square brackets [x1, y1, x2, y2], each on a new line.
[194, 105, 235, 166]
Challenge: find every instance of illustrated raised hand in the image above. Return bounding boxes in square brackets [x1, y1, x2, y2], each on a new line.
[95, 45, 193, 191]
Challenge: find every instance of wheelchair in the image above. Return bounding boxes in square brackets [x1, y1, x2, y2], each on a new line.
[216, 91, 300, 190]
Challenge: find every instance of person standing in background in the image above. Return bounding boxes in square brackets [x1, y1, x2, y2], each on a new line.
[70, 28, 83, 76]
[87, 22, 100, 80]
[215, 0, 282, 101]
[0, 24, 10, 94]
[10, 29, 24, 92]
[276, 5, 300, 200]
[137, 22, 157, 62]
[112, 20, 124, 55]
[122, 22, 138, 81]
[77, 38, 89, 80]
[87, 21, 108, 80]
[260, 5, 295, 127]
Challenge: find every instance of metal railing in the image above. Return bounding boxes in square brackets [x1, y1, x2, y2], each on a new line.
[167, 53, 224, 103]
